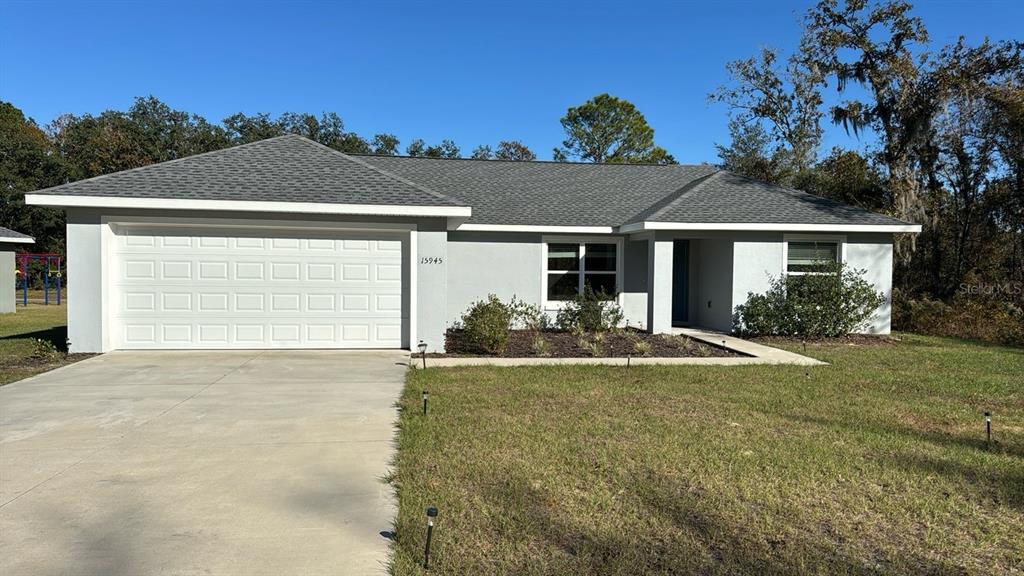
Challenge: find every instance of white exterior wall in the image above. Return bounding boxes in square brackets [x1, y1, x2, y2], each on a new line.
[646, 235, 674, 333]
[66, 211, 105, 352]
[446, 231, 543, 323]
[62, 208, 451, 353]
[1, 250, 16, 314]
[61, 211, 897, 354]
[845, 233, 894, 334]
[621, 239, 649, 329]
[414, 222, 449, 353]
[441, 230, 895, 339]
[731, 236, 784, 329]
[694, 238, 734, 331]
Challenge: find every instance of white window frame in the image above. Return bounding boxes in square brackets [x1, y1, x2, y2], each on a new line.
[782, 234, 847, 276]
[541, 236, 624, 310]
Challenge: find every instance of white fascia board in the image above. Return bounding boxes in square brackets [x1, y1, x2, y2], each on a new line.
[25, 194, 472, 218]
[456, 223, 616, 234]
[0, 237, 34, 244]
[617, 221, 922, 234]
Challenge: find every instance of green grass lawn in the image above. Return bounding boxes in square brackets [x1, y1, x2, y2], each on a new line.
[393, 334, 1023, 575]
[0, 303, 82, 386]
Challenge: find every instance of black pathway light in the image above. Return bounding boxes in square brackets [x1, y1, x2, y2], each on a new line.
[418, 341, 428, 369]
[424, 506, 438, 570]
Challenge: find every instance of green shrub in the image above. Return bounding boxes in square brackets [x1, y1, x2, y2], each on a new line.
[508, 296, 551, 331]
[31, 338, 61, 360]
[735, 262, 885, 337]
[461, 294, 514, 354]
[555, 286, 624, 332]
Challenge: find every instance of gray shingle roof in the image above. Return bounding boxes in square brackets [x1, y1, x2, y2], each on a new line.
[625, 171, 907, 226]
[30, 134, 464, 208]
[361, 155, 912, 228]
[0, 227, 34, 243]
[362, 155, 719, 226]
[28, 135, 913, 228]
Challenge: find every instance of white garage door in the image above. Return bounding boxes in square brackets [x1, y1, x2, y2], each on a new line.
[112, 227, 406, 349]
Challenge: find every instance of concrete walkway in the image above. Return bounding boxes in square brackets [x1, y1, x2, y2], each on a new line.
[672, 327, 826, 365]
[0, 350, 408, 576]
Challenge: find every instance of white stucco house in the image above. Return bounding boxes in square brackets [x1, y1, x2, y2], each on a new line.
[26, 135, 920, 353]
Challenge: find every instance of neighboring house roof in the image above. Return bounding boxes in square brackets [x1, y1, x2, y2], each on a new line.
[0, 227, 35, 244]
[27, 135, 469, 216]
[26, 135, 918, 232]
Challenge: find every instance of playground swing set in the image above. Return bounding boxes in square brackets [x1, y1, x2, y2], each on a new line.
[15, 253, 62, 306]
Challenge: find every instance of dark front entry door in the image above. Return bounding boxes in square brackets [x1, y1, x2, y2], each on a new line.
[672, 240, 689, 326]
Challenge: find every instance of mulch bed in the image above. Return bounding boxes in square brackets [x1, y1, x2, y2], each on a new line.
[438, 329, 741, 358]
[0, 353, 96, 375]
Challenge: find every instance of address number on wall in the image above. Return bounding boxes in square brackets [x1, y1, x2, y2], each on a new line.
[420, 257, 444, 265]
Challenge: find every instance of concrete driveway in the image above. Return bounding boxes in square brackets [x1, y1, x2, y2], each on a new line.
[0, 350, 409, 576]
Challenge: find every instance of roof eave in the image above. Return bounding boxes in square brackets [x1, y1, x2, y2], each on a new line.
[0, 236, 35, 244]
[617, 221, 922, 234]
[25, 194, 472, 219]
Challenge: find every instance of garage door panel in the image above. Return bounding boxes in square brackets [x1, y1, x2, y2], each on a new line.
[113, 228, 405, 349]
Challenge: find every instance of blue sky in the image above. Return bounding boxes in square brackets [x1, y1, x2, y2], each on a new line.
[2, 0, 1020, 163]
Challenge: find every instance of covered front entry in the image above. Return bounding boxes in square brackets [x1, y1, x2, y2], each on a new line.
[671, 240, 689, 326]
[641, 234, 737, 334]
[110, 225, 407, 349]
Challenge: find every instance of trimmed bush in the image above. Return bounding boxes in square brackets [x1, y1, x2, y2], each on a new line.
[735, 262, 885, 337]
[461, 294, 514, 354]
[555, 286, 624, 332]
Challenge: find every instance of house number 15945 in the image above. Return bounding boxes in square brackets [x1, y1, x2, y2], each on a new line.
[420, 257, 444, 265]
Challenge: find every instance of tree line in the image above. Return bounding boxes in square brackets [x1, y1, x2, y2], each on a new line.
[710, 0, 1023, 308]
[1, 92, 675, 255]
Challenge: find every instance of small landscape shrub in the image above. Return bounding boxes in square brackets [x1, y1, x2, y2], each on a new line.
[461, 294, 514, 354]
[587, 341, 603, 357]
[555, 286, 624, 332]
[633, 340, 652, 357]
[694, 343, 712, 357]
[31, 338, 61, 360]
[531, 334, 552, 357]
[735, 262, 885, 337]
[509, 296, 551, 332]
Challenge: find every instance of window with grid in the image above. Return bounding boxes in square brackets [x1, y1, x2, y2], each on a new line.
[546, 242, 618, 302]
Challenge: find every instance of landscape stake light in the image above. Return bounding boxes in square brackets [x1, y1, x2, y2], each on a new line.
[424, 506, 438, 570]
[627, 353, 631, 368]
[985, 411, 992, 444]
[418, 341, 428, 369]
[422, 390, 429, 416]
